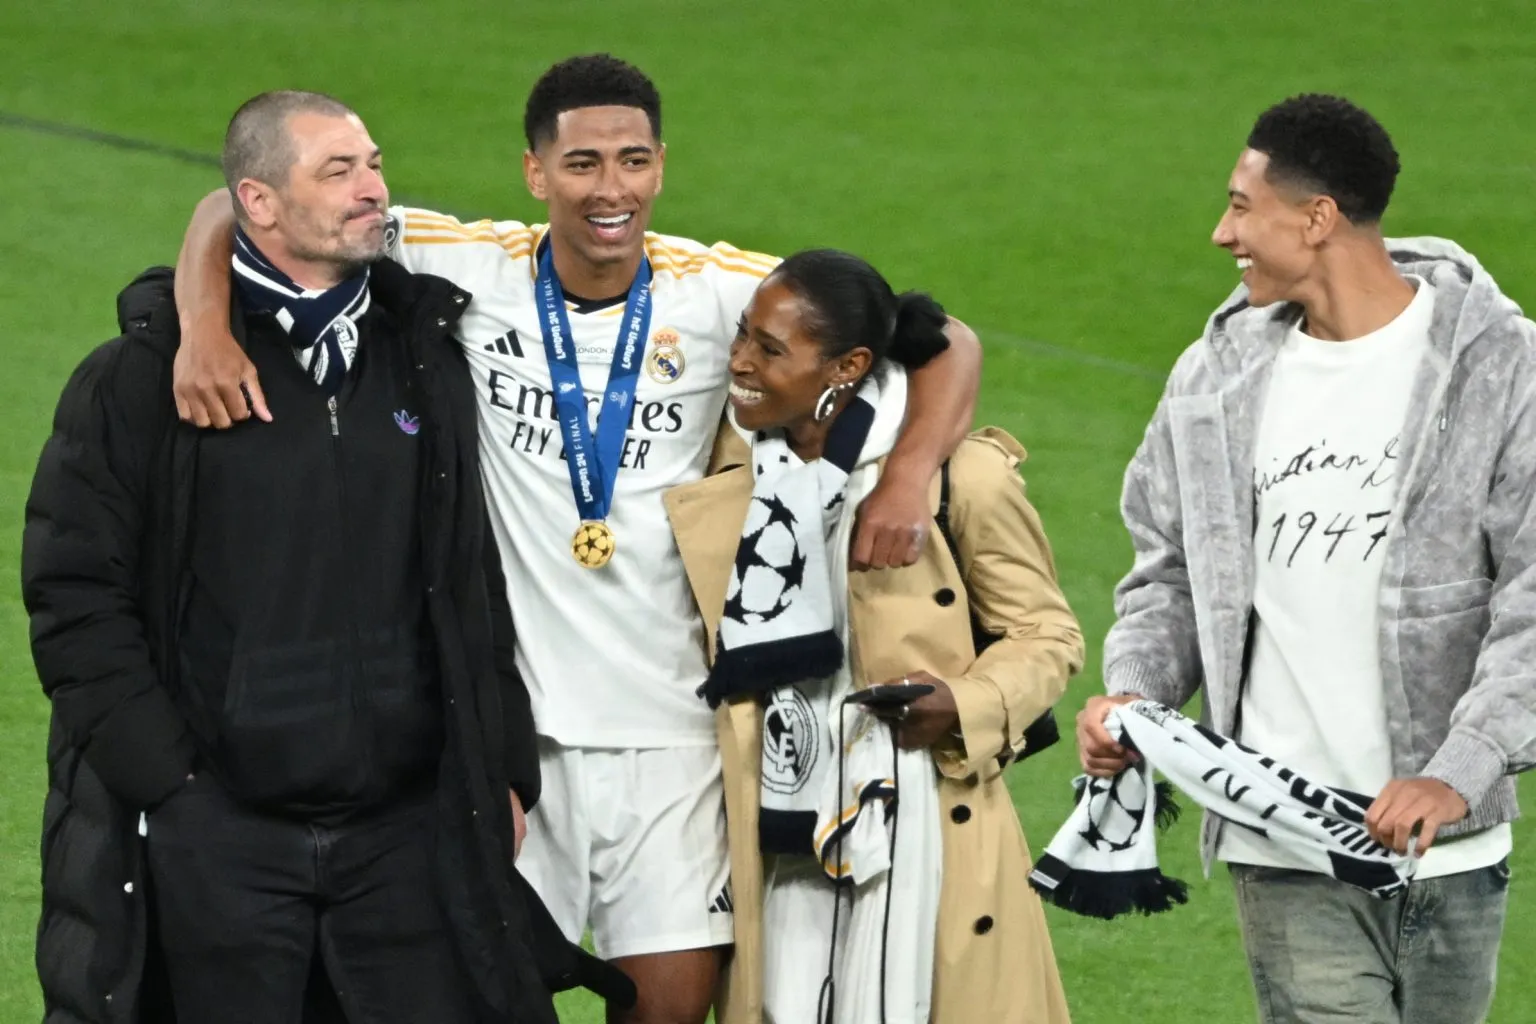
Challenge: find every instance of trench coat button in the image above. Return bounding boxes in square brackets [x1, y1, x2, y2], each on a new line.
[974, 915, 994, 935]
[453, 294, 466, 305]
[950, 805, 971, 824]
[105, 995, 113, 1004]
[934, 588, 956, 607]
[435, 317, 448, 327]
[123, 882, 134, 894]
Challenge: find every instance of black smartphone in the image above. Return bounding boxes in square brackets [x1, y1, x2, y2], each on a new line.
[847, 682, 936, 710]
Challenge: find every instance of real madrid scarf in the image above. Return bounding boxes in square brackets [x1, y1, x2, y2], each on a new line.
[1029, 700, 1417, 920]
[700, 371, 906, 853]
[231, 226, 370, 395]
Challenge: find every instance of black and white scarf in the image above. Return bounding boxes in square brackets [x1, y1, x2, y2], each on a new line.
[701, 369, 943, 1022]
[1029, 700, 1417, 920]
[699, 371, 902, 851]
[231, 226, 370, 395]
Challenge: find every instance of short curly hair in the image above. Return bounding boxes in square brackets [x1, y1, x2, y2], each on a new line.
[1247, 94, 1400, 224]
[523, 54, 661, 151]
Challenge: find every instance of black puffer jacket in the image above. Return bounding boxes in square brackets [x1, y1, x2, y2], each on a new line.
[21, 262, 597, 1023]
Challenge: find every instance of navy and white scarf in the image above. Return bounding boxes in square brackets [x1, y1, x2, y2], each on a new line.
[703, 369, 943, 1022]
[1029, 700, 1417, 920]
[699, 376, 886, 710]
[698, 372, 909, 853]
[231, 226, 370, 395]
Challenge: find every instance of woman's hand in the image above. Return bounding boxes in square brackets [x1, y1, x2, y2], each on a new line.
[863, 671, 960, 750]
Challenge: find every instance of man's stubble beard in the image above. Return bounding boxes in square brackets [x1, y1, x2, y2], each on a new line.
[288, 217, 387, 279]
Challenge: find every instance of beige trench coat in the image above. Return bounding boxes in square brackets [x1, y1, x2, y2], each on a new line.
[664, 426, 1083, 1024]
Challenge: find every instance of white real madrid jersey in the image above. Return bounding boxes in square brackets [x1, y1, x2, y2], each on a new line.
[387, 207, 776, 747]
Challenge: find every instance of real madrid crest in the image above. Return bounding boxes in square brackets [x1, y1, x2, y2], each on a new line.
[646, 326, 686, 384]
[762, 687, 818, 795]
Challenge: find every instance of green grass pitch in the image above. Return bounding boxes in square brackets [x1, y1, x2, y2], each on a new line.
[1, 2, 1532, 1021]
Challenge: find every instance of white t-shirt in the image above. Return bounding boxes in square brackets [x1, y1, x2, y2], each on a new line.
[1219, 277, 1512, 878]
[387, 207, 776, 747]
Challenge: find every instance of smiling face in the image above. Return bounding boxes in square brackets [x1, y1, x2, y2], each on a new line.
[727, 276, 871, 439]
[1210, 147, 1327, 308]
[523, 105, 664, 289]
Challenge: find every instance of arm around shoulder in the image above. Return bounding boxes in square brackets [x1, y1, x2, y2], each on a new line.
[889, 316, 981, 477]
[174, 189, 269, 427]
[855, 318, 983, 570]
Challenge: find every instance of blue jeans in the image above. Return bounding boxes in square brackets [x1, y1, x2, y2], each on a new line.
[1229, 860, 1510, 1024]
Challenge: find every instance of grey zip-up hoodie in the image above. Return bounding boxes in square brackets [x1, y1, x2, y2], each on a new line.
[1104, 237, 1536, 866]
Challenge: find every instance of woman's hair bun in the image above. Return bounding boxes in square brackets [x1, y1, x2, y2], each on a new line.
[888, 291, 950, 370]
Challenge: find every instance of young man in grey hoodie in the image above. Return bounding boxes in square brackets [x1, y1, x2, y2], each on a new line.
[1077, 94, 1533, 1024]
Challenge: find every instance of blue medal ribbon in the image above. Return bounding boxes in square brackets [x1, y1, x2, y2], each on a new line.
[535, 241, 653, 524]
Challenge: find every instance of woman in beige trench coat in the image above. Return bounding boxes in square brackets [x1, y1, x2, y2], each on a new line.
[663, 249, 1084, 1024]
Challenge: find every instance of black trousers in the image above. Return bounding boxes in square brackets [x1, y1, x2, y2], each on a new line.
[145, 775, 479, 1024]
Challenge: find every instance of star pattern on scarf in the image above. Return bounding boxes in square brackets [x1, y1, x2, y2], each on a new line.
[733, 525, 771, 578]
[721, 496, 805, 626]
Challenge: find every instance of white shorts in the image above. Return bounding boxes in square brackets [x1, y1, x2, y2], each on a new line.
[518, 738, 734, 960]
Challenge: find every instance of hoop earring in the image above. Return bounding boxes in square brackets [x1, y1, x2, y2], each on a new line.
[814, 381, 853, 422]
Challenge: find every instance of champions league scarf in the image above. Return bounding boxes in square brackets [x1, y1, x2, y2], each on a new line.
[1029, 700, 1417, 920]
[700, 374, 883, 707]
[706, 369, 941, 1022]
[699, 372, 905, 853]
[231, 226, 370, 395]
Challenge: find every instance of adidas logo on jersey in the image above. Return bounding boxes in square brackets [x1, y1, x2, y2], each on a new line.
[483, 330, 524, 358]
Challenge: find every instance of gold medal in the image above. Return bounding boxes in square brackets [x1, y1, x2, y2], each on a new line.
[571, 521, 616, 569]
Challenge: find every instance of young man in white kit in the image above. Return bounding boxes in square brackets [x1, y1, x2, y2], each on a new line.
[1077, 94, 1533, 1024]
[171, 54, 981, 1024]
